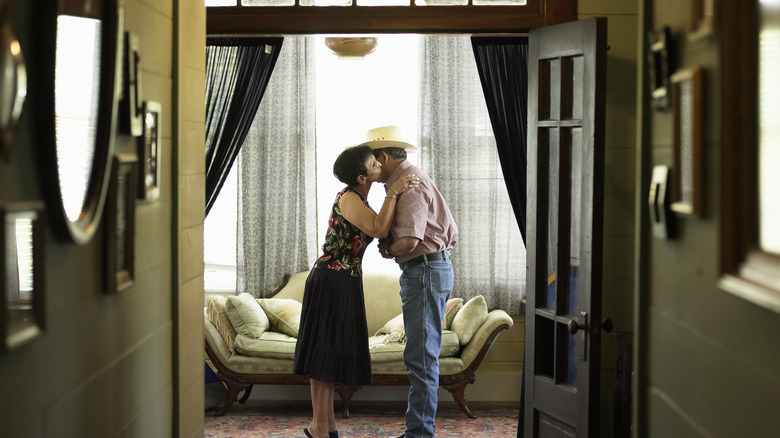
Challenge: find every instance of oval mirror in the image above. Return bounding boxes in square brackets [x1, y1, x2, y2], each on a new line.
[45, 0, 119, 244]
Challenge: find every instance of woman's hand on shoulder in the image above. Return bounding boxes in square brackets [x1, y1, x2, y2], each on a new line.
[387, 174, 420, 197]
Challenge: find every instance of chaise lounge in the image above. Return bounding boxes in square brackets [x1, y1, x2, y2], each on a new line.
[204, 270, 514, 418]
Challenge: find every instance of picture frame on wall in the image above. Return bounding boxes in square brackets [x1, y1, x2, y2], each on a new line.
[105, 154, 137, 294]
[0, 201, 45, 353]
[670, 66, 704, 217]
[118, 31, 142, 136]
[647, 26, 675, 112]
[137, 101, 161, 201]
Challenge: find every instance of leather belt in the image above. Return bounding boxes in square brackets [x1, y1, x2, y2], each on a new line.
[399, 249, 452, 271]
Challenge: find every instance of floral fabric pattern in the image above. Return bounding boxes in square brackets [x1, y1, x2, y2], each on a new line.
[314, 187, 374, 277]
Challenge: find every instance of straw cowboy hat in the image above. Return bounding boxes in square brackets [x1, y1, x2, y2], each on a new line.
[362, 126, 417, 151]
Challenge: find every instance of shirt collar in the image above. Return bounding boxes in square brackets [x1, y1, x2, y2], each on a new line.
[386, 160, 412, 185]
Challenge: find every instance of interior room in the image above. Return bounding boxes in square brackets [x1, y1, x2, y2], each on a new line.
[0, 0, 778, 437]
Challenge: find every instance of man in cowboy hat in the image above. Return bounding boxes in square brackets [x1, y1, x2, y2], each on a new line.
[363, 126, 458, 438]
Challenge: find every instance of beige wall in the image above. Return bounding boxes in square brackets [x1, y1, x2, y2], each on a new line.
[0, 0, 205, 437]
[638, 1, 780, 437]
[176, 0, 207, 437]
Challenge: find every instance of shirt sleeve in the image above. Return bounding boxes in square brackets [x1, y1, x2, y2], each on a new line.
[392, 179, 431, 241]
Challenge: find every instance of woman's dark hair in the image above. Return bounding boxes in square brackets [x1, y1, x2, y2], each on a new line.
[333, 145, 374, 186]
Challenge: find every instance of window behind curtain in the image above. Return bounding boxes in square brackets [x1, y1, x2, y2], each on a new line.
[204, 35, 526, 315]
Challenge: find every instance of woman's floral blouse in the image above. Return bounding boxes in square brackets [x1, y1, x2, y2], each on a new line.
[314, 187, 374, 277]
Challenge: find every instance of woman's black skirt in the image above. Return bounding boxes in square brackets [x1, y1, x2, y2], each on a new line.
[293, 268, 372, 385]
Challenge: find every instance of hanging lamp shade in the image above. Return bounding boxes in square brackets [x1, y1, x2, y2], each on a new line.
[324, 37, 379, 57]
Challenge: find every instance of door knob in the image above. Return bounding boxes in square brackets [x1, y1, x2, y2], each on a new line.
[567, 319, 584, 335]
[568, 317, 613, 335]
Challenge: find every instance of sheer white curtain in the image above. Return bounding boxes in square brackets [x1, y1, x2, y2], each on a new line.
[419, 36, 526, 315]
[237, 37, 319, 296]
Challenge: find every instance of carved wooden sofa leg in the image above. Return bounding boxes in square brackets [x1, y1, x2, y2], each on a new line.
[212, 377, 250, 416]
[335, 384, 362, 418]
[441, 371, 477, 419]
[239, 385, 253, 404]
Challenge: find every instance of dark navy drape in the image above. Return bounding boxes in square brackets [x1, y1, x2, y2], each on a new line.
[205, 37, 283, 215]
[471, 36, 529, 438]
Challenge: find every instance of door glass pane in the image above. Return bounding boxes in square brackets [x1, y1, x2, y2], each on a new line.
[549, 59, 561, 120]
[537, 60, 551, 120]
[536, 316, 555, 378]
[546, 129, 560, 310]
[569, 56, 584, 120]
[759, 2, 780, 254]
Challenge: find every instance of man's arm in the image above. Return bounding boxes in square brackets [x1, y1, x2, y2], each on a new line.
[379, 236, 420, 259]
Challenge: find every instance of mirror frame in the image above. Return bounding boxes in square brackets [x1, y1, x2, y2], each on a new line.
[0, 201, 45, 353]
[42, 0, 121, 244]
[0, 3, 27, 161]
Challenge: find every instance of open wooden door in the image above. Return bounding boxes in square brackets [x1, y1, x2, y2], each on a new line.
[524, 17, 607, 438]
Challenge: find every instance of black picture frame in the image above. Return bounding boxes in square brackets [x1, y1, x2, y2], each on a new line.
[647, 26, 675, 112]
[0, 201, 45, 353]
[105, 154, 136, 294]
[118, 31, 142, 136]
[137, 101, 161, 200]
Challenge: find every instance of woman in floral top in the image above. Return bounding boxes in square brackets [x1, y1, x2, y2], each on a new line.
[294, 145, 419, 438]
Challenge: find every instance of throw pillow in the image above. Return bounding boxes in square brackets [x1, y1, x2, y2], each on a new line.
[450, 295, 488, 346]
[375, 312, 405, 343]
[271, 271, 310, 301]
[206, 295, 237, 353]
[258, 298, 302, 338]
[442, 297, 464, 330]
[224, 293, 270, 339]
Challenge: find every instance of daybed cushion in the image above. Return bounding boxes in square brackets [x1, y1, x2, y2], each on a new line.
[375, 312, 405, 342]
[258, 298, 302, 338]
[206, 295, 237, 354]
[225, 293, 269, 339]
[233, 331, 298, 360]
[450, 295, 488, 345]
[369, 330, 460, 363]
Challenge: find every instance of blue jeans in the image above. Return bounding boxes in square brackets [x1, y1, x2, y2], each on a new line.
[399, 257, 454, 438]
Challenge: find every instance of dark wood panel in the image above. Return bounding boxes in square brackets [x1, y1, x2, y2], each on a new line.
[206, 0, 575, 35]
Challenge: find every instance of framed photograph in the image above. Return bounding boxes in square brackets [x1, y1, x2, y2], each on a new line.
[647, 27, 675, 112]
[670, 67, 704, 217]
[0, 202, 45, 353]
[118, 31, 142, 136]
[105, 154, 137, 294]
[137, 101, 161, 200]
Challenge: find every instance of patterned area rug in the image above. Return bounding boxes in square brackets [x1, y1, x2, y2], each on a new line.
[205, 400, 520, 438]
